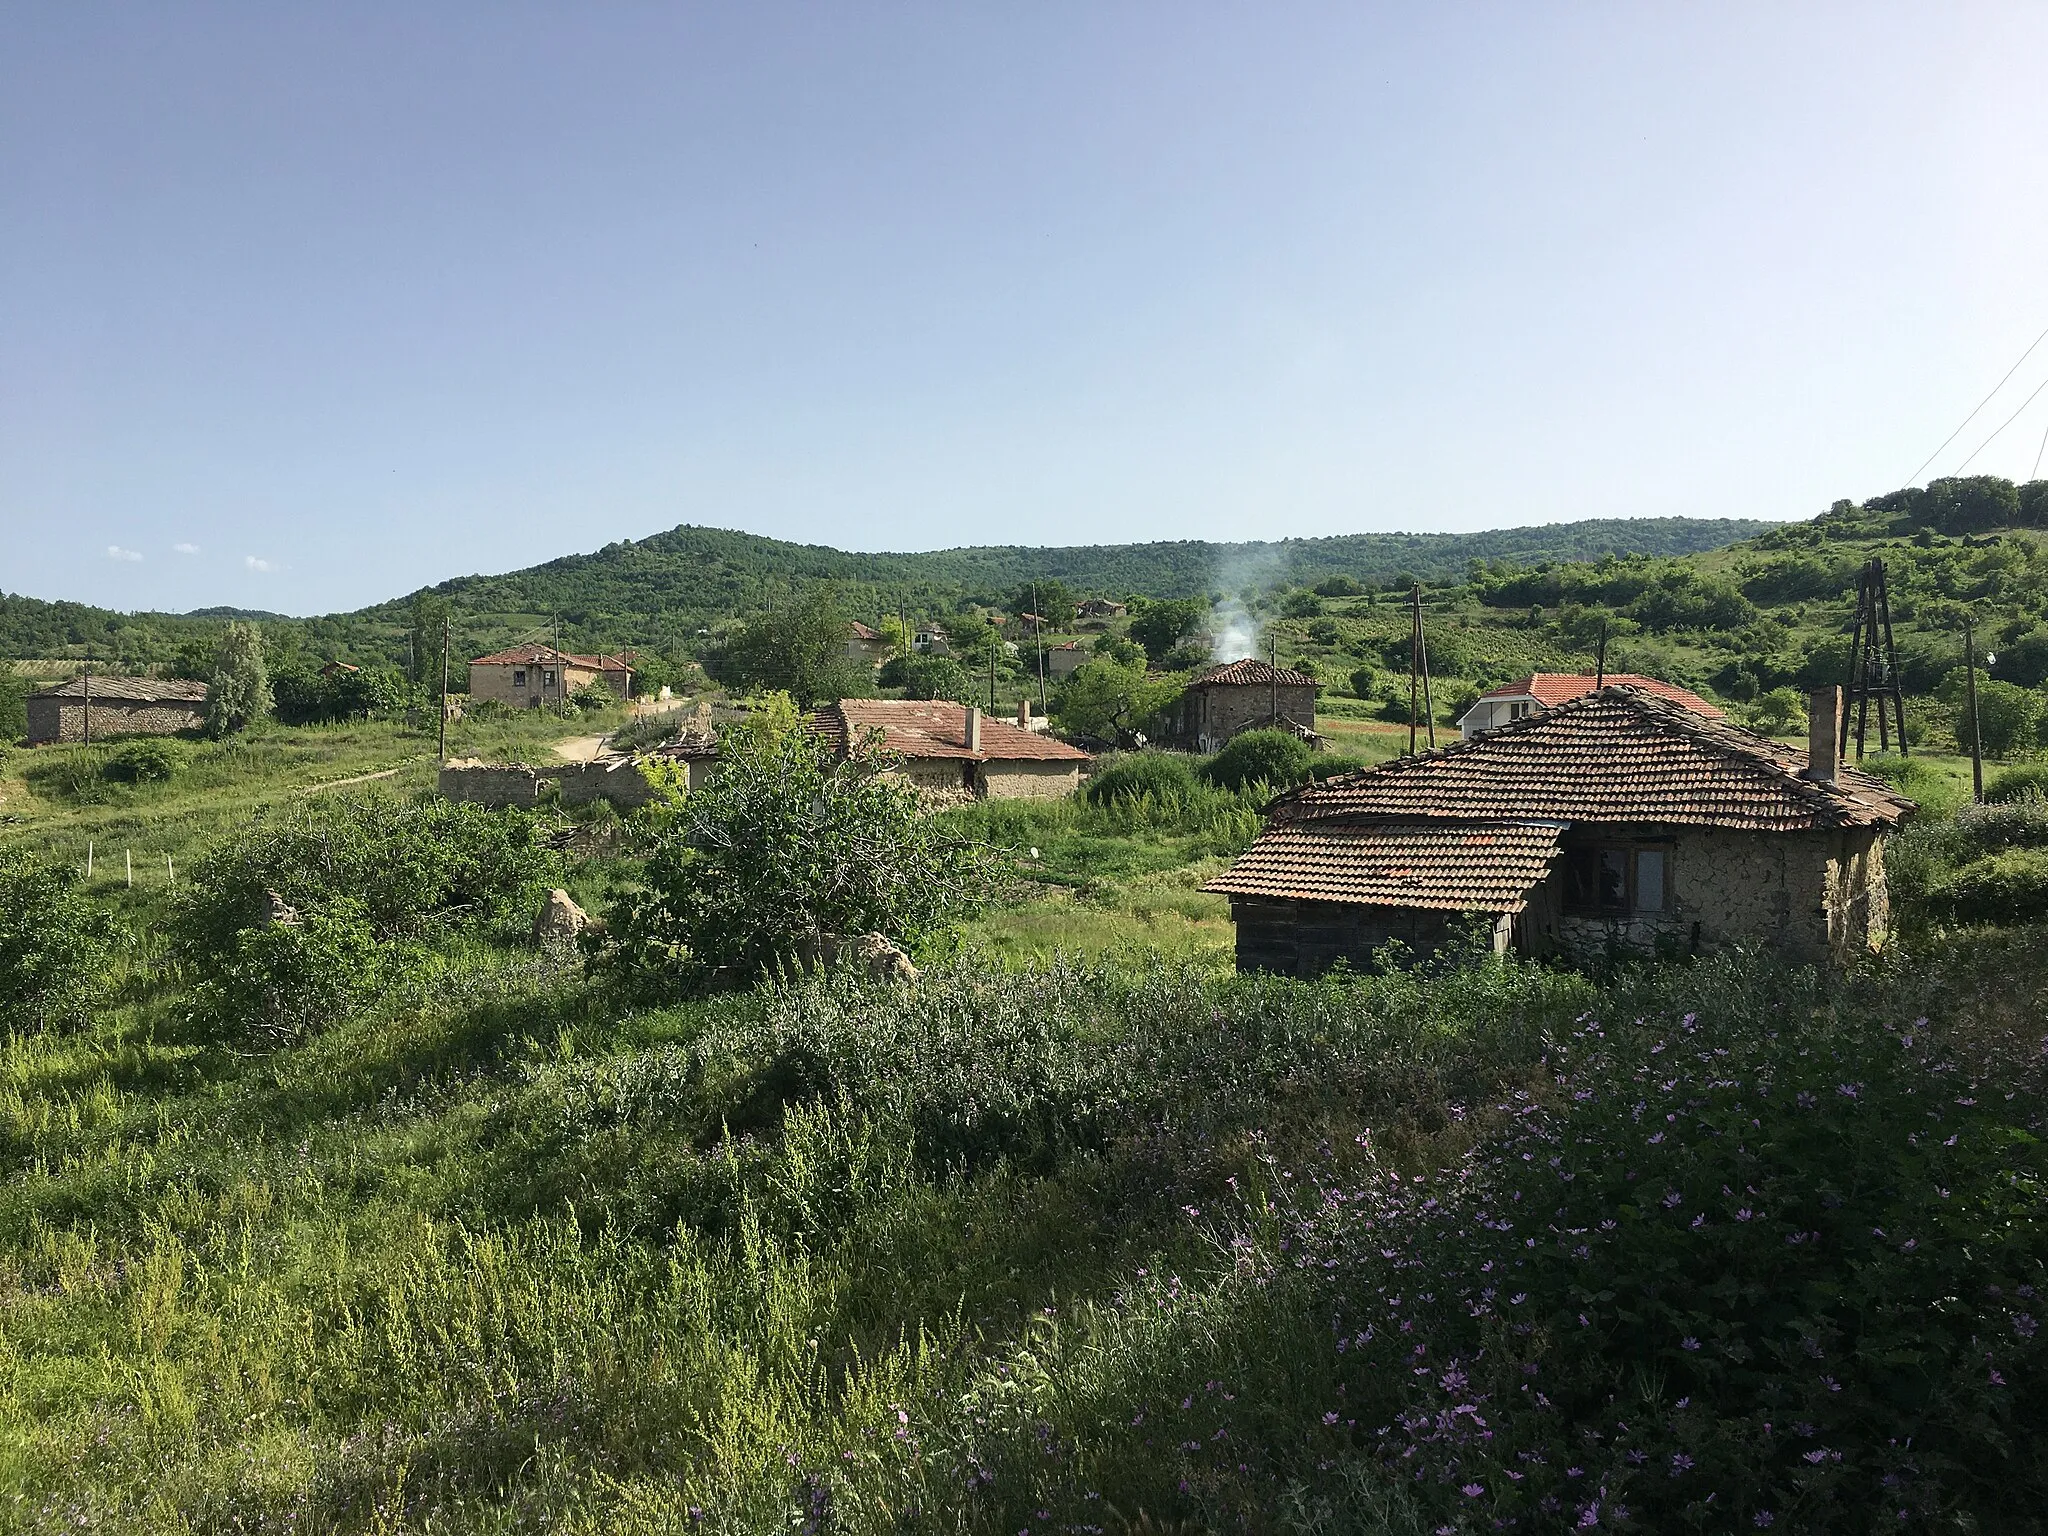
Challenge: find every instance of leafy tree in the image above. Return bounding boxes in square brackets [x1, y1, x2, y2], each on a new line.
[1348, 664, 1380, 700]
[0, 848, 118, 1032]
[1052, 658, 1184, 747]
[570, 679, 616, 713]
[1202, 728, 1313, 791]
[408, 592, 451, 686]
[1128, 598, 1207, 659]
[1313, 575, 1364, 597]
[192, 899, 387, 1044]
[1745, 687, 1808, 737]
[0, 672, 26, 744]
[1084, 751, 1199, 809]
[879, 653, 973, 703]
[1091, 632, 1145, 667]
[612, 712, 997, 986]
[205, 621, 272, 736]
[1947, 676, 2041, 759]
[1009, 580, 1075, 628]
[722, 589, 874, 707]
[1279, 588, 1324, 618]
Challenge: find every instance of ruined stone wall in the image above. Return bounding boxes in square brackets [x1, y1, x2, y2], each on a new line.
[889, 758, 972, 793]
[26, 699, 206, 745]
[553, 757, 660, 810]
[438, 762, 542, 808]
[981, 761, 1084, 800]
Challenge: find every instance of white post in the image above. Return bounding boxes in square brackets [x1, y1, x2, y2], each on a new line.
[126, 850, 132, 887]
[85, 841, 93, 878]
[166, 854, 174, 885]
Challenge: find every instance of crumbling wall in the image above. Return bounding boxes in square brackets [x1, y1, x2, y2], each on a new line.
[981, 761, 1084, 800]
[438, 762, 543, 808]
[553, 757, 660, 810]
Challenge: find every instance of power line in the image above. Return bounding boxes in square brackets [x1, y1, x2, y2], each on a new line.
[1905, 322, 2048, 485]
[1953, 369, 2048, 475]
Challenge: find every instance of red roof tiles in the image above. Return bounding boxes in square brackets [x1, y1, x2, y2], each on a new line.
[1476, 672, 1722, 717]
[1271, 686, 1911, 834]
[469, 645, 632, 672]
[812, 700, 1091, 763]
[1204, 819, 1565, 912]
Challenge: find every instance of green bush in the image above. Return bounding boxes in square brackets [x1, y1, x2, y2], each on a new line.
[1202, 728, 1313, 791]
[568, 679, 616, 713]
[171, 793, 558, 967]
[1084, 751, 1199, 809]
[1987, 761, 2048, 803]
[1936, 847, 2048, 925]
[102, 737, 182, 783]
[0, 848, 118, 1032]
[189, 899, 387, 1043]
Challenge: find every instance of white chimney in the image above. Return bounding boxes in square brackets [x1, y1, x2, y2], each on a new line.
[1805, 686, 1839, 783]
[964, 705, 981, 753]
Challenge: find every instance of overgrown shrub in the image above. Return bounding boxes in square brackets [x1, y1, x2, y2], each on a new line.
[187, 899, 388, 1043]
[1936, 847, 2048, 926]
[1203, 728, 1313, 791]
[171, 792, 557, 967]
[1987, 761, 2048, 803]
[1084, 751, 1199, 809]
[0, 848, 118, 1032]
[610, 714, 997, 987]
[102, 737, 182, 783]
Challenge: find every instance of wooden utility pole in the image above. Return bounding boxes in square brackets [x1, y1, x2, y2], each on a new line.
[80, 656, 92, 747]
[1965, 621, 1984, 803]
[1408, 584, 1436, 754]
[553, 615, 565, 718]
[1032, 582, 1049, 714]
[988, 628, 997, 712]
[1595, 621, 1608, 687]
[438, 615, 451, 764]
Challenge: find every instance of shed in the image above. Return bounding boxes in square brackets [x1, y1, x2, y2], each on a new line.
[1205, 686, 1911, 974]
[812, 699, 1090, 799]
[26, 676, 210, 745]
[1178, 658, 1319, 752]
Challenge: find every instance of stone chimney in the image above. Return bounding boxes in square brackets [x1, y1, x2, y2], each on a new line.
[1805, 686, 1840, 783]
[964, 704, 982, 754]
[1017, 697, 1031, 728]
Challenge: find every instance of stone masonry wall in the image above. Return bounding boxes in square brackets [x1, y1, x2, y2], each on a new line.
[438, 762, 543, 808]
[981, 760, 1084, 800]
[26, 699, 206, 745]
[1185, 682, 1318, 751]
[553, 757, 660, 810]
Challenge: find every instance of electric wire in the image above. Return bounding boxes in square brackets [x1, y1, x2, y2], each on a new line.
[1953, 370, 2048, 475]
[1906, 322, 2048, 485]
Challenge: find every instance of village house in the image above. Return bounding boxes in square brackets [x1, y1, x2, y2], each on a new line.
[1178, 658, 1319, 752]
[811, 699, 1090, 799]
[912, 626, 951, 656]
[1045, 640, 1091, 681]
[1205, 685, 1909, 976]
[25, 676, 210, 745]
[1458, 671, 1722, 739]
[845, 621, 892, 669]
[467, 646, 633, 710]
[1074, 598, 1128, 624]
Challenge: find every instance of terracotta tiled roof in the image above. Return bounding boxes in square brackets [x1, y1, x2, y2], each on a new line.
[31, 676, 210, 703]
[1269, 687, 1912, 833]
[469, 645, 632, 671]
[1204, 819, 1566, 912]
[812, 700, 1091, 763]
[1474, 672, 1723, 717]
[1192, 658, 1318, 689]
[847, 621, 885, 642]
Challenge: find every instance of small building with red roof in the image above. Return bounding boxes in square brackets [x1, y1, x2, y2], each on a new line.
[468, 645, 632, 710]
[812, 699, 1090, 799]
[1458, 672, 1722, 740]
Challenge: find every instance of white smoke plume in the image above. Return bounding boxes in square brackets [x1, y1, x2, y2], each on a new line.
[1209, 543, 1284, 662]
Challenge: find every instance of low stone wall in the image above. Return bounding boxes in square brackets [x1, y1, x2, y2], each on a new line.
[438, 762, 543, 808]
[27, 699, 207, 745]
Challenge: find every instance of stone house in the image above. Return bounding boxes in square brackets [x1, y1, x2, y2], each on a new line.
[1205, 686, 1910, 975]
[1075, 598, 1128, 624]
[26, 676, 210, 744]
[468, 646, 632, 710]
[1178, 658, 1319, 752]
[1045, 641, 1091, 681]
[912, 626, 951, 657]
[846, 621, 892, 669]
[1458, 671, 1722, 740]
[811, 699, 1090, 799]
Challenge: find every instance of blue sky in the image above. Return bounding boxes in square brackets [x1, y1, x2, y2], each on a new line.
[5, 3, 2048, 616]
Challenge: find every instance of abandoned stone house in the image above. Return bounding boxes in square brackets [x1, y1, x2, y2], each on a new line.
[467, 646, 632, 710]
[1075, 598, 1128, 624]
[1178, 658, 1319, 752]
[1205, 685, 1911, 975]
[845, 621, 892, 669]
[1045, 641, 1090, 680]
[810, 699, 1090, 799]
[25, 676, 210, 744]
[1457, 671, 1723, 740]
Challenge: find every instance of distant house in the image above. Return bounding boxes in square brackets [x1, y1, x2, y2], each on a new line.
[1075, 598, 1127, 624]
[319, 660, 361, 678]
[26, 676, 210, 745]
[1178, 658, 1319, 753]
[468, 646, 632, 710]
[1016, 613, 1052, 635]
[1458, 672, 1723, 740]
[912, 627, 951, 656]
[1046, 640, 1091, 681]
[811, 699, 1091, 799]
[846, 621, 892, 669]
[1205, 685, 1910, 976]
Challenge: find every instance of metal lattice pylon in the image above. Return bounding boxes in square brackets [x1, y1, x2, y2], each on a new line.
[1840, 557, 1909, 760]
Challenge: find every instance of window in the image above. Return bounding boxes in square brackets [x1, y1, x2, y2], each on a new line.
[513, 669, 527, 688]
[1508, 700, 1533, 721]
[1564, 844, 1671, 915]
[543, 669, 557, 688]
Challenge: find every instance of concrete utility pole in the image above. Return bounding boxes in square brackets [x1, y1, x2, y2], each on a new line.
[438, 615, 451, 764]
[1407, 585, 1435, 754]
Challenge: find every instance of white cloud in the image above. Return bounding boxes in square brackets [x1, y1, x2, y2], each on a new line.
[107, 545, 143, 562]
[244, 555, 274, 573]
[173, 542, 200, 555]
